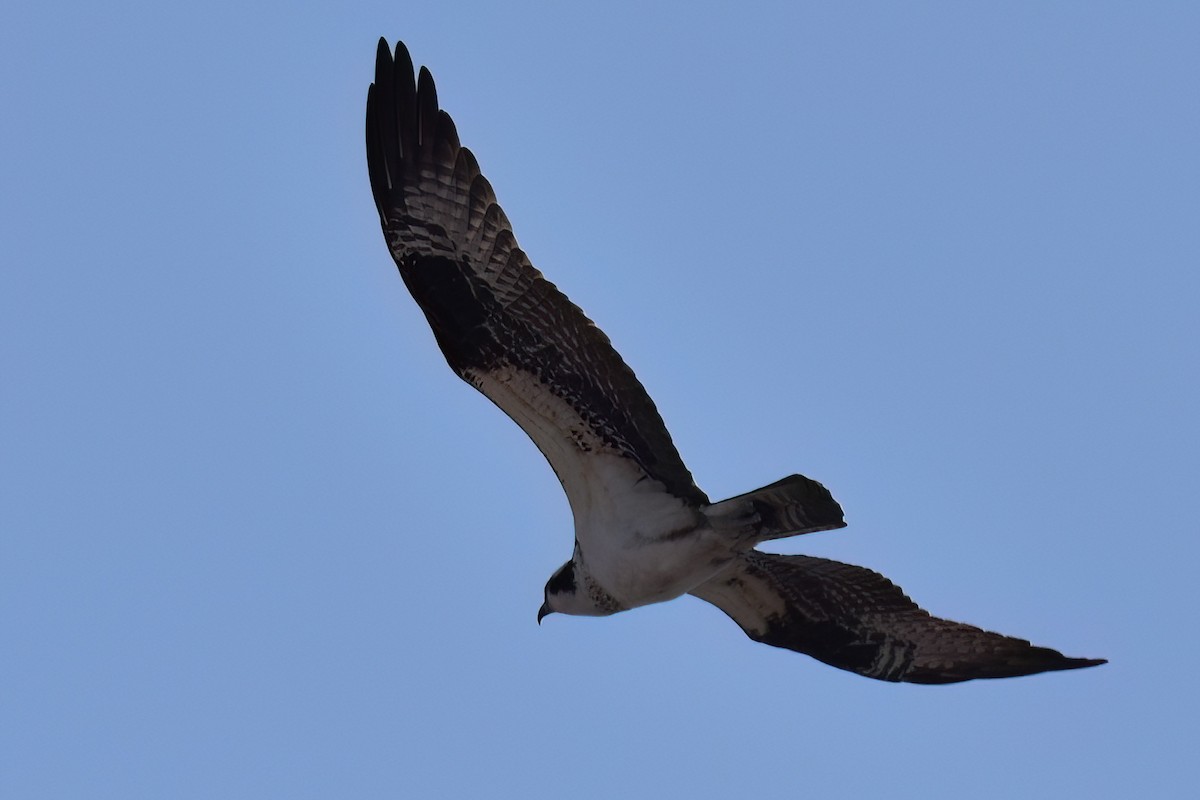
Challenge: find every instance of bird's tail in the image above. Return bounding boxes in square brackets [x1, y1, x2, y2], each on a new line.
[704, 474, 847, 544]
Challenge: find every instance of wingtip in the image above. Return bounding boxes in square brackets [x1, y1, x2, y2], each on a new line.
[375, 38, 416, 85]
[1070, 657, 1108, 669]
[902, 652, 1107, 685]
[416, 66, 440, 147]
[393, 40, 414, 78]
[1003, 651, 1108, 680]
[417, 65, 438, 105]
[998, 647, 1109, 680]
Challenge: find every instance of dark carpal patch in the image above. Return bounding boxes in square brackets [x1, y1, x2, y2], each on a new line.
[399, 253, 507, 373]
[753, 612, 916, 682]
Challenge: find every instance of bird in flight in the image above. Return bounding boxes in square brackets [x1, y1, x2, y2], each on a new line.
[365, 39, 1104, 683]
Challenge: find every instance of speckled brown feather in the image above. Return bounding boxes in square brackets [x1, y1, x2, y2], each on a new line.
[692, 553, 1106, 683]
[366, 39, 707, 505]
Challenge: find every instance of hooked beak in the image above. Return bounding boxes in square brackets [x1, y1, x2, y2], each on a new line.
[537, 602, 552, 625]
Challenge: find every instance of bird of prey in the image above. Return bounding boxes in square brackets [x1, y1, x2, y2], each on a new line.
[365, 39, 1105, 684]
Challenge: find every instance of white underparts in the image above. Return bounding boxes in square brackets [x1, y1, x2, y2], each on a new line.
[469, 364, 732, 609]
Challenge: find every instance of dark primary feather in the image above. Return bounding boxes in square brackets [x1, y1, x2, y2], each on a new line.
[366, 39, 706, 505]
[692, 552, 1106, 684]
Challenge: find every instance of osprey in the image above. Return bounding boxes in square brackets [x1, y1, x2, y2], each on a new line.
[365, 39, 1105, 684]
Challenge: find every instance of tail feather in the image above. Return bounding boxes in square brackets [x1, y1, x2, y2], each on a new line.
[706, 474, 846, 544]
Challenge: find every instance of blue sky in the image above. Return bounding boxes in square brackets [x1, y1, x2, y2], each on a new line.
[3, 2, 1196, 798]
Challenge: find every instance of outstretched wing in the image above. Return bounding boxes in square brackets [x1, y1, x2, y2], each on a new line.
[691, 552, 1105, 683]
[365, 39, 707, 509]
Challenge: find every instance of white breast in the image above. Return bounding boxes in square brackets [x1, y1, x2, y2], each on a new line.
[470, 365, 722, 605]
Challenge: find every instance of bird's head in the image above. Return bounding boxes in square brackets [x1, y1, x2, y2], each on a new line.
[538, 559, 612, 622]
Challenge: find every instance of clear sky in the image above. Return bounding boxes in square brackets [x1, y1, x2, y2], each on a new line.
[3, 2, 1196, 798]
